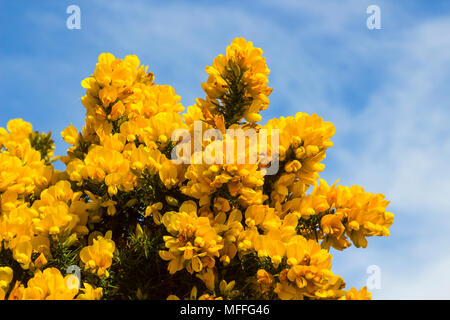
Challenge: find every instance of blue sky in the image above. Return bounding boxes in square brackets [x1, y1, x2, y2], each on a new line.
[2, 0, 450, 299]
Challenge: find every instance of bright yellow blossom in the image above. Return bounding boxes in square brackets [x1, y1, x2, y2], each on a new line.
[80, 231, 116, 277]
[340, 286, 372, 300]
[159, 201, 223, 277]
[7, 268, 78, 300]
[77, 283, 103, 300]
[0, 267, 13, 291]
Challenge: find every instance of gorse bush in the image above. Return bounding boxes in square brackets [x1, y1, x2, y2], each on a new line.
[0, 38, 393, 300]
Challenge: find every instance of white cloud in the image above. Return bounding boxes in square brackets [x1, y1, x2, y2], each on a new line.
[329, 16, 450, 298]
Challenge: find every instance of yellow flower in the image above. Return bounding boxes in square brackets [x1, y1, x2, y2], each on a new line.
[201, 38, 272, 124]
[320, 212, 351, 251]
[283, 178, 393, 250]
[264, 113, 335, 186]
[245, 205, 268, 228]
[34, 253, 48, 269]
[274, 282, 304, 300]
[6, 118, 33, 141]
[0, 267, 13, 291]
[182, 161, 266, 208]
[321, 214, 345, 237]
[144, 202, 163, 224]
[253, 232, 286, 267]
[213, 197, 231, 213]
[218, 279, 239, 298]
[61, 124, 79, 145]
[270, 235, 346, 300]
[196, 268, 216, 291]
[76, 283, 103, 300]
[255, 269, 274, 294]
[10, 268, 78, 300]
[30, 180, 89, 237]
[6, 281, 24, 300]
[159, 201, 223, 275]
[0, 119, 52, 197]
[12, 236, 33, 269]
[159, 156, 181, 189]
[340, 286, 372, 300]
[80, 231, 116, 277]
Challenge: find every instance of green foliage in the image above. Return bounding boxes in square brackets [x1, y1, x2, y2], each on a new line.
[28, 131, 55, 165]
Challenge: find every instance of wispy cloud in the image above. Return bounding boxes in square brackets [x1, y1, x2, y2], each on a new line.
[329, 15, 450, 299]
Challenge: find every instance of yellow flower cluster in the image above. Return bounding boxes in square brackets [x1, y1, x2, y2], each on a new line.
[0, 120, 88, 271]
[0, 37, 393, 300]
[274, 236, 345, 300]
[265, 112, 335, 187]
[1, 175, 90, 270]
[160, 201, 222, 276]
[0, 120, 105, 300]
[0, 119, 53, 196]
[284, 179, 394, 250]
[181, 161, 266, 208]
[62, 53, 186, 216]
[200, 37, 272, 124]
[4, 267, 102, 300]
[222, 204, 345, 300]
[159, 200, 243, 290]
